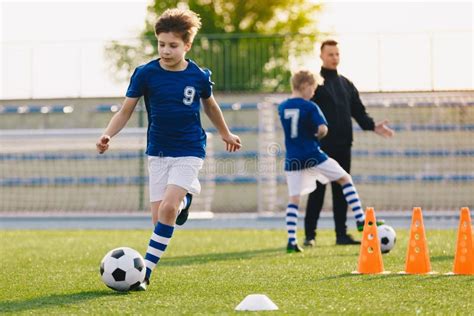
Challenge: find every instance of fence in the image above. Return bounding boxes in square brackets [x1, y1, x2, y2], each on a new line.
[1, 92, 473, 213]
[1, 31, 472, 99]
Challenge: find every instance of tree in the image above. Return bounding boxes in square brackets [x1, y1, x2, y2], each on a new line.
[105, 0, 322, 91]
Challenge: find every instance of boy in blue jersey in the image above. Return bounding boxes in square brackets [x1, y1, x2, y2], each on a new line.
[96, 8, 241, 290]
[279, 70, 367, 252]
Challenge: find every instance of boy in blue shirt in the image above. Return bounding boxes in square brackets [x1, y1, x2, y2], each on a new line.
[278, 70, 367, 252]
[96, 8, 241, 290]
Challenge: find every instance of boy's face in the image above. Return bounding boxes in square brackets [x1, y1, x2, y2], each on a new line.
[157, 32, 192, 70]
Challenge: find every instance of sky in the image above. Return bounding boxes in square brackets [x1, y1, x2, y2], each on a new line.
[0, 0, 472, 99]
[1, 0, 149, 98]
[305, 1, 473, 91]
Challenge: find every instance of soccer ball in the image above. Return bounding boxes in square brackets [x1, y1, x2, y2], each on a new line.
[100, 247, 146, 291]
[377, 225, 396, 254]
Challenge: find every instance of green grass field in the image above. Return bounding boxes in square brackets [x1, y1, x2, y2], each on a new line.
[1, 229, 472, 315]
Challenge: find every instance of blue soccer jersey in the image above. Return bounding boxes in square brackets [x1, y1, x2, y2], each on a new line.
[126, 59, 213, 158]
[278, 98, 329, 171]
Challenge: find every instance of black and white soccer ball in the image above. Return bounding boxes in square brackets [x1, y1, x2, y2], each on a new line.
[100, 247, 146, 292]
[377, 225, 397, 254]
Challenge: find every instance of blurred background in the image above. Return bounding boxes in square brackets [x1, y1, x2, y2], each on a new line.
[1, 0, 473, 215]
[1, 0, 472, 97]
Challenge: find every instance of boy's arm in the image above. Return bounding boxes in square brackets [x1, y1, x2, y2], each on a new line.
[311, 103, 328, 140]
[201, 95, 242, 152]
[96, 97, 140, 154]
[315, 124, 328, 140]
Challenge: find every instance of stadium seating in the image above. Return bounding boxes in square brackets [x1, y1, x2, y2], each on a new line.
[0, 105, 73, 114]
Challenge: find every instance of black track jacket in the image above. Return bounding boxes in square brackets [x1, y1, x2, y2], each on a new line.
[311, 67, 375, 150]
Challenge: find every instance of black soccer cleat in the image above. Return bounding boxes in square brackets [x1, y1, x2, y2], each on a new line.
[303, 239, 315, 247]
[176, 193, 192, 226]
[356, 218, 385, 232]
[132, 277, 149, 291]
[287, 242, 304, 253]
[336, 234, 361, 245]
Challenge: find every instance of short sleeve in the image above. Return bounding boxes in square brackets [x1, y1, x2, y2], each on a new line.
[311, 102, 328, 127]
[200, 69, 214, 99]
[126, 66, 146, 98]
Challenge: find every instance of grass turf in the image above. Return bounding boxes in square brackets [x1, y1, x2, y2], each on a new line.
[0, 229, 472, 315]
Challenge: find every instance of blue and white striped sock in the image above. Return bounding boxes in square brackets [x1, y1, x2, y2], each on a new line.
[342, 183, 365, 222]
[286, 204, 298, 245]
[144, 221, 174, 280]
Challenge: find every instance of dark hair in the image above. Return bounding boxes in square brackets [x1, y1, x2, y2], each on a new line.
[321, 39, 338, 51]
[155, 8, 202, 43]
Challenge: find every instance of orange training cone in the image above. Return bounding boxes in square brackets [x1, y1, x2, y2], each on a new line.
[354, 207, 386, 274]
[403, 207, 434, 274]
[452, 207, 474, 275]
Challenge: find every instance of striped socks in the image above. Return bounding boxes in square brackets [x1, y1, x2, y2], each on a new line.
[286, 204, 298, 245]
[143, 195, 189, 281]
[144, 222, 174, 280]
[342, 182, 365, 222]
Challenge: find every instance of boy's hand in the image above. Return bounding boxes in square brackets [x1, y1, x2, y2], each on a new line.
[315, 124, 328, 140]
[96, 135, 110, 154]
[222, 133, 242, 152]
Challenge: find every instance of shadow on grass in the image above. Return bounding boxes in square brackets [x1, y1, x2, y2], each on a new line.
[330, 253, 362, 258]
[0, 290, 117, 313]
[318, 272, 412, 281]
[317, 273, 360, 281]
[162, 247, 284, 267]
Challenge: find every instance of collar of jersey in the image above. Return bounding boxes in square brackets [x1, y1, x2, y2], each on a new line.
[156, 58, 193, 73]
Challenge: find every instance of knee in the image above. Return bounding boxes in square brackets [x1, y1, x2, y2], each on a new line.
[338, 174, 352, 185]
[157, 200, 180, 225]
[159, 200, 179, 214]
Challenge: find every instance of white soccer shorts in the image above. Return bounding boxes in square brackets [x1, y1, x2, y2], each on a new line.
[285, 158, 348, 196]
[148, 156, 204, 202]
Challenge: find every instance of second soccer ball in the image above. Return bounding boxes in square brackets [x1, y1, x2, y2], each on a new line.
[377, 225, 397, 254]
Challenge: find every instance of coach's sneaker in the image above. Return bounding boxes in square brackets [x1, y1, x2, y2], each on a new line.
[303, 239, 315, 247]
[336, 234, 361, 245]
[287, 242, 304, 253]
[132, 277, 149, 291]
[356, 219, 386, 232]
[176, 193, 193, 226]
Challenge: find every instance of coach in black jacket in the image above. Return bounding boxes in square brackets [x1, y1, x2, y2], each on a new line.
[305, 40, 394, 246]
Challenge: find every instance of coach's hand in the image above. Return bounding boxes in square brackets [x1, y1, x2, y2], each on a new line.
[374, 120, 395, 138]
[96, 135, 111, 154]
[222, 133, 242, 152]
